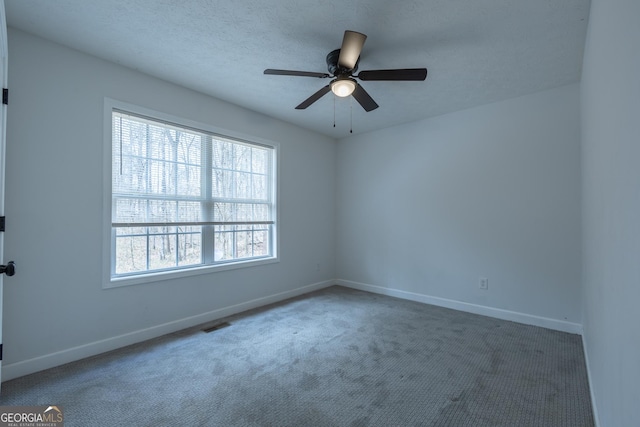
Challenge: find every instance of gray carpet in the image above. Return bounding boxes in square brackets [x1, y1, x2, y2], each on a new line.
[0, 286, 594, 426]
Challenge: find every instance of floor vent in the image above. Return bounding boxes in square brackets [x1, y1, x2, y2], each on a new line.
[202, 322, 231, 333]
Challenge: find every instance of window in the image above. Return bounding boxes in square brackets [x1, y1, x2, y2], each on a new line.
[107, 104, 277, 284]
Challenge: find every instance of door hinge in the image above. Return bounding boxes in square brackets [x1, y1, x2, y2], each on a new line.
[0, 343, 3, 361]
[0, 216, 4, 232]
[2, 88, 7, 105]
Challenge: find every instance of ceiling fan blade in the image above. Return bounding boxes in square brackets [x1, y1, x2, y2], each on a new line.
[338, 31, 367, 70]
[264, 69, 330, 78]
[295, 85, 332, 109]
[357, 68, 428, 81]
[352, 84, 379, 112]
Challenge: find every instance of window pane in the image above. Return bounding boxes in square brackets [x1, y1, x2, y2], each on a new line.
[235, 144, 252, 171]
[235, 204, 254, 222]
[235, 230, 252, 258]
[178, 227, 202, 266]
[115, 235, 147, 274]
[253, 228, 270, 257]
[214, 226, 234, 261]
[251, 149, 267, 174]
[113, 155, 148, 195]
[213, 202, 234, 222]
[149, 233, 176, 270]
[235, 171, 251, 199]
[116, 227, 146, 236]
[149, 226, 177, 234]
[177, 164, 201, 196]
[211, 202, 271, 222]
[212, 224, 272, 262]
[115, 198, 147, 223]
[177, 201, 202, 223]
[252, 174, 267, 200]
[212, 140, 233, 169]
[212, 169, 233, 198]
[177, 134, 201, 165]
[148, 160, 175, 195]
[148, 200, 177, 223]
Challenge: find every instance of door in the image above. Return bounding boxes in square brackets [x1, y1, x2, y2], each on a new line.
[0, 0, 9, 388]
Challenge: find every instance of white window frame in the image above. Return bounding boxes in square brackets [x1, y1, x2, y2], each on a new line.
[103, 99, 279, 288]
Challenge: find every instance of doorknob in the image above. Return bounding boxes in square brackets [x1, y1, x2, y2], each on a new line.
[0, 261, 15, 276]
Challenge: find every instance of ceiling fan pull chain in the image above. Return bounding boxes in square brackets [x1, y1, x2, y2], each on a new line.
[350, 98, 353, 133]
[333, 95, 336, 128]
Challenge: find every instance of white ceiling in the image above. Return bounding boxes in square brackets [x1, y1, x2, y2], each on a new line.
[5, 0, 590, 138]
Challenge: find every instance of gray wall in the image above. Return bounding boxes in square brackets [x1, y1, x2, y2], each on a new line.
[2, 28, 337, 379]
[581, 0, 640, 425]
[336, 84, 582, 329]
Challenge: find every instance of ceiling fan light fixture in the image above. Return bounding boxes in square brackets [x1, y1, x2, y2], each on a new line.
[331, 79, 356, 97]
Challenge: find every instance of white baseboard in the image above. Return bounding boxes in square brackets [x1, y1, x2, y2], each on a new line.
[2, 280, 334, 382]
[581, 333, 601, 427]
[3, 278, 584, 382]
[336, 279, 583, 335]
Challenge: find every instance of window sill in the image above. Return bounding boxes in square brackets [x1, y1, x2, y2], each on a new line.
[103, 256, 279, 289]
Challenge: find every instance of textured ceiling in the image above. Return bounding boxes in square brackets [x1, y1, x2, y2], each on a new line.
[5, 0, 590, 138]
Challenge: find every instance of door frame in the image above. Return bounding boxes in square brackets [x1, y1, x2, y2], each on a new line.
[0, 0, 9, 388]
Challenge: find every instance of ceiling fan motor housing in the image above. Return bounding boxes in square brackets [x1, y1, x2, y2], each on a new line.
[326, 49, 359, 76]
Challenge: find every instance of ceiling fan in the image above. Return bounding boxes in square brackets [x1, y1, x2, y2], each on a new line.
[264, 30, 428, 112]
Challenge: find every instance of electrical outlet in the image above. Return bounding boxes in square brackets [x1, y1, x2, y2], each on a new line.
[316, 263, 321, 272]
[479, 277, 489, 290]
